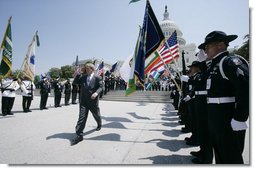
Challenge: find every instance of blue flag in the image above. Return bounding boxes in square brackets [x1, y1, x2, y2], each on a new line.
[110, 62, 118, 73]
[134, 0, 165, 86]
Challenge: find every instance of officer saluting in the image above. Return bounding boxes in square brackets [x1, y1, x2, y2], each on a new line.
[198, 31, 249, 164]
[1, 74, 20, 116]
[39, 76, 51, 110]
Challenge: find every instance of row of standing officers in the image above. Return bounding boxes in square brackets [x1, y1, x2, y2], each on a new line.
[171, 31, 249, 164]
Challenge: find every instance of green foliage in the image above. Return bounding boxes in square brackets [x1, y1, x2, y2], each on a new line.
[61, 65, 74, 79]
[49, 67, 61, 79]
[235, 34, 249, 62]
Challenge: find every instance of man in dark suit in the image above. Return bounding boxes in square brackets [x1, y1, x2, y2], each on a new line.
[71, 63, 103, 146]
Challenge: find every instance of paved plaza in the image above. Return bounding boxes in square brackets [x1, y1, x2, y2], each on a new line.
[0, 95, 249, 164]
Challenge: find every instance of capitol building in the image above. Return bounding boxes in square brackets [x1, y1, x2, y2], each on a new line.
[160, 5, 196, 71]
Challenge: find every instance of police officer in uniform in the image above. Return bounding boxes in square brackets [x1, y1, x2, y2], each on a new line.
[64, 79, 72, 105]
[182, 58, 213, 164]
[198, 31, 249, 164]
[53, 76, 63, 108]
[39, 77, 51, 110]
[1, 74, 20, 116]
[20, 76, 35, 112]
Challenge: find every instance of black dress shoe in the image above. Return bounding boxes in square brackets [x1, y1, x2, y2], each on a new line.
[71, 135, 83, 146]
[27, 109, 32, 112]
[96, 125, 101, 131]
[7, 112, 14, 115]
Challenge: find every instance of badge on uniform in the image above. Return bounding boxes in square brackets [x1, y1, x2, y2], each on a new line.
[232, 58, 242, 65]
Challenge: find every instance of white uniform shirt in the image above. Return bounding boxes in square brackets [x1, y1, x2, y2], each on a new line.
[20, 80, 35, 97]
[1, 78, 20, 98]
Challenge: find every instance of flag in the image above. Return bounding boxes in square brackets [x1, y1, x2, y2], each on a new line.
[134, 0, 165, 86]
[119, 54, 133, 83]
[0, 17, 12, 77]
[145, 68, 164, 90]
[36, 31, 40, 47]
[110, 62, 118, 73]
[129, 0, 142, 4]
[23, 33, 38, 81]
[96, 61, 104, 76]
[150, 30, 180, 72]
[125, 27, 142, 96]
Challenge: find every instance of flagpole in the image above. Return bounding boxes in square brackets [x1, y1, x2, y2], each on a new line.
[164, 31, 181, 77]
[16, 32, 36, 79]
[156, 49, 181, 91]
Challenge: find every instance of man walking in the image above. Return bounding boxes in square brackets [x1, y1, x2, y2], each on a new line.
[71, 63, 103, 146]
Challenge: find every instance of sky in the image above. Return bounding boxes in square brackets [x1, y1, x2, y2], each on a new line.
[0, 0, 250, 74]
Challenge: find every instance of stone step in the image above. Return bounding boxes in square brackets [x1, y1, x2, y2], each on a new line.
[101, 90, 173, 103]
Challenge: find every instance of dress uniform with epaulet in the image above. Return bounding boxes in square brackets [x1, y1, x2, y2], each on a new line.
[198, 31, 249, 164]
[39, 77, 51, 110]
[187, 60, 213, 164]
[1, 77, 20, 116]
[20, 78, 35, 112]
[64, 79, 72, 105]
[53, 77, 63, 108]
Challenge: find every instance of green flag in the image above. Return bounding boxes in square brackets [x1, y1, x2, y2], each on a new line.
[125, 27, 141, 96]
[36, 31, 40, 47]
[129, 0, 141, 5]
[0, 16, 12, 77]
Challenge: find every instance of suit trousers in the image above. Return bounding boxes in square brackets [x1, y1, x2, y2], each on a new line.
[75, 102, 102, 136]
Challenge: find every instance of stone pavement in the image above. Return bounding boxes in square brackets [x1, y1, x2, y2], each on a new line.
[0, 95, 249, 164]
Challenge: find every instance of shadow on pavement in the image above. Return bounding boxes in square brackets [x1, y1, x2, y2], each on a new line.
[101, 116, 133, 123]
[127, 112, 150, 120]
[140, 154, 193, 164]
[103, 122, 127, 129]
[145, 138, 193, 152]
[86, 133, 121, 142]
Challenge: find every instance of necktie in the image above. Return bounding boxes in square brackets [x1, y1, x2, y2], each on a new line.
[87, 75, 91, 85]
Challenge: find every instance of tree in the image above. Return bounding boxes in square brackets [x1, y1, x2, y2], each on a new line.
[235, 34, 249, 62]
[61, 65, 74, 79]
[49, 67, 61, 79]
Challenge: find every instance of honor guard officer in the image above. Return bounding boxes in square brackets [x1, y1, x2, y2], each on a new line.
[198, 31, 249, 164]
[64, 79, 71, 105]
[39, 76, 51, 110]
[1, 74, 20, 116]
[53, 76, 63, 108]
[20, 76, 35, 112]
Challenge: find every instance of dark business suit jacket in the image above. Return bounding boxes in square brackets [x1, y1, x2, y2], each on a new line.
[73, 74, 103, 105]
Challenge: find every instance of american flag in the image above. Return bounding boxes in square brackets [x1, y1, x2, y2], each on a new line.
[150, 31, 179, 72]
[73, 55, 81, 78]
[96, 61, 104, 76]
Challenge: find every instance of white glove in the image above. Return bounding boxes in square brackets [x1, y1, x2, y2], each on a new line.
[180, 75, 189, 82]
[48, 93, 51, 96]
[91, 92, 98, 100]
[183, 95, 191, 102]
[231, 119, 248, 131]
[197, 49, 208, 62]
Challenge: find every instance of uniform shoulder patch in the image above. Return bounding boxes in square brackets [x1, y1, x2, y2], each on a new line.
[231, 57, 242, 65]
